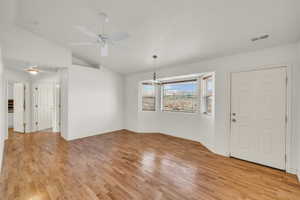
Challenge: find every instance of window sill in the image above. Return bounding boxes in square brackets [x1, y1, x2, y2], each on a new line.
[161, 110, 213, 117]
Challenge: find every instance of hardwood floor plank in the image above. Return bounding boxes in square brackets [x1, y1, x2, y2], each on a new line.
[0, 129, 300, 200]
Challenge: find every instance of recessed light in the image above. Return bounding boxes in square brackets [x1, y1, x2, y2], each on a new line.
[251, 34, 269, 42]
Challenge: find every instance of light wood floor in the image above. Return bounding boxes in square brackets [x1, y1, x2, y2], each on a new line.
[0, 129, 300, 200]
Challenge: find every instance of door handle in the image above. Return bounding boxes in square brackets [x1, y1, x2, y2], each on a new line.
[232, 118, 237, 122]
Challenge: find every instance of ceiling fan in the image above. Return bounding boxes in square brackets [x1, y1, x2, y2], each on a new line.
[71, 12, 129, 57]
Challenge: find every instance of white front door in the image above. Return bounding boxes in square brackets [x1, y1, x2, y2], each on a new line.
[230, 67, 287, 170]
[13, 83, 25, 133]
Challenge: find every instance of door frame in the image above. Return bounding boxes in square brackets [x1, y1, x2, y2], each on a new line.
[4, 80, 31, 138]
[227, 65, 292, 173]
[31, 82, 61, 133]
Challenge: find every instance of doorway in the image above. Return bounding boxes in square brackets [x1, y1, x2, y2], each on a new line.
[32, 83, 60, 132]
[230, 67, 287, 170]
[6, 82, 28, 135]
[7, 82, 15, 136]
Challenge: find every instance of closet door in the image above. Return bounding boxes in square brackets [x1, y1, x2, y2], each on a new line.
[33, 84, 54, 131]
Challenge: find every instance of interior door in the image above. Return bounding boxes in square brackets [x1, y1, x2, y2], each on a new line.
[13, 83, 25, 133]
[33, 84, 54, 131]
[230, 67, 287, 170]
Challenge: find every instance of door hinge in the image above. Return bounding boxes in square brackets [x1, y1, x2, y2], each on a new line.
[285, 154, 287, 162]
[286, 77, 288, 84]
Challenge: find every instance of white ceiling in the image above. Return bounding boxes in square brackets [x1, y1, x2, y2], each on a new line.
[14, 0, 300, 74]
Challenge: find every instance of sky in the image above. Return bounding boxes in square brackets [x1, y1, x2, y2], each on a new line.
[164, 82, 197, 92]
[143, 82, 197, 96]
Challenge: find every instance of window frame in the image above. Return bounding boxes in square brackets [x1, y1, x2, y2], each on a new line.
[141, 82, 156, 112]
[201, 74, 214, 116]
[140, 73, 214, 116]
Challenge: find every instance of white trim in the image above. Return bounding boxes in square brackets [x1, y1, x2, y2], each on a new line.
[139, 82, 157, 112]
[3, 80, 31, 138]
[227, 65, 293, 173]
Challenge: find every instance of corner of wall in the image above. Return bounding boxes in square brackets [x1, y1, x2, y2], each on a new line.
[0, 48, 5, 173]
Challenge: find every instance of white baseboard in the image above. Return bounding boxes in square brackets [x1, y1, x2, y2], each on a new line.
[286, 167, 297, 175]
[66, 129, 123, 141]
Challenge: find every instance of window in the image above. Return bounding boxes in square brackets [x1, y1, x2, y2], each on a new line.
[162, 80, 198, 113]
[141, 83, 156, 111]
[202, 75, 213, 114]
[140, 73, 214, 115]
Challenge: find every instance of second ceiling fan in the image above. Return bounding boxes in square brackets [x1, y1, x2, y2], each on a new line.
[71, 12, 129, 56]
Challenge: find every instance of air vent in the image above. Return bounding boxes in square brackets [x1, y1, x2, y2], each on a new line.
[251, 34, 269, 42]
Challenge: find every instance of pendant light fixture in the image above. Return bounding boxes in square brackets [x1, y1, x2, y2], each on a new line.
[152, 54, 158, 82]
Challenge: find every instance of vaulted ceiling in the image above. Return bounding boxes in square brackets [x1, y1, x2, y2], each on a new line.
[11, 0, 300, 73]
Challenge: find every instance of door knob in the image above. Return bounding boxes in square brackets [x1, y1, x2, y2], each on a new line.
[232, 119, 237, 122]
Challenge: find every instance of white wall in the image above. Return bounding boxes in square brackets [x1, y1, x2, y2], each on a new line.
[125, 43, 300, 173]
[67, 65, 124, 140]
[296, 42, 300, 180]
[31, 73, 60, 84]
[59, 69, 69, 139]
[0, 48, 5, 172]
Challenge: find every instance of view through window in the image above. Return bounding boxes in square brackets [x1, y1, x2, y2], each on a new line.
[140, 73, 214, 115]
[162, 80, 198, 112]
[142, 83, 156, 111]
[203, 76, 213, 114]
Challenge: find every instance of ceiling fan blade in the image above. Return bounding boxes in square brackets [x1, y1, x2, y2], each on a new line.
[101, 43, 108, 57]
[74, 25, 99, 39]
[108, 32, 129, 42]
[70, 42, 98, 46]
